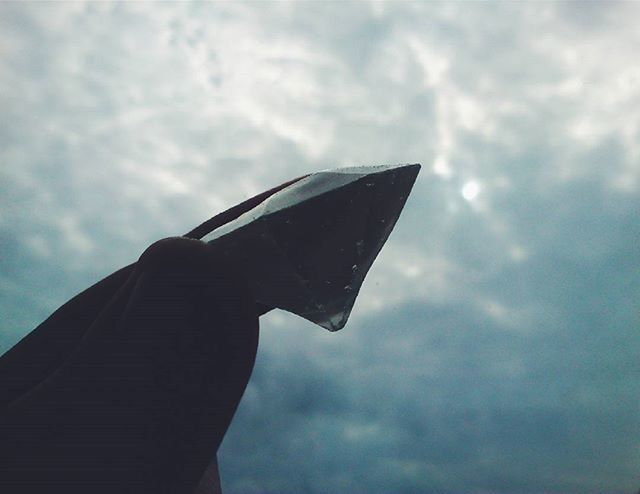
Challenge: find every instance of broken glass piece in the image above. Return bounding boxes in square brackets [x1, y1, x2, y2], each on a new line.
[202, 163, 421, 331]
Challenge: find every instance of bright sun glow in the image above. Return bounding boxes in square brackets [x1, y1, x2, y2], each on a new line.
[461, 180, 480, 201]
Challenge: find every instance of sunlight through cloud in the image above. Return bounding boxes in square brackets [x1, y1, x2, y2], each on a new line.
[461, 180, 481, 201]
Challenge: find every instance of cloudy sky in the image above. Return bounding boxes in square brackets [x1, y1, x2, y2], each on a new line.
[1, 1, 639, 493]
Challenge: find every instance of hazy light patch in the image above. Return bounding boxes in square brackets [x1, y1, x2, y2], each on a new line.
[58, 215, 94, 255]
[509, 244, 528, 262]
[344, 422, 381, 442]
[434, 95, 456, 183]
[150, 168, 190, 195]
[393, 255, 425, 280]
[478, 298, 517, 329]
[260, 310, 291, 330]
[461, 180, 480, 201]
[358, 249, 464, 315]
[432, 155, 453, 178]
[376, 32, 415, 86]
[24, 235, 52, 259]
[356, 267, 417, 314]
[610, 171, 638, 193]
[406, 34, 450, 89]
[452, 92, 493, 136]
[493, 175, 511, 189]
[477, 297, 538, 335]
[569, 117, 608, 143]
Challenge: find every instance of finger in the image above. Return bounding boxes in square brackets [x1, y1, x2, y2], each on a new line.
[0, 263, 135, 409]
[132, 238, 259, 492]
[1, 237, 258, 493]
[0, 265, 142, 493]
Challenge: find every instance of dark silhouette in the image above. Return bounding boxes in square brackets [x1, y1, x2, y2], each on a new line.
[0, 237, 258, 493]
[0, 164, 421, 493]
[0, 178, 301, 493]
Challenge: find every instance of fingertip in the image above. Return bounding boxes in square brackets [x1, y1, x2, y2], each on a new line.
[137, 237, 211, 274]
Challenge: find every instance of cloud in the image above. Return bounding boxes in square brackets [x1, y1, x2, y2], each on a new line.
[1, 1, 638, 492]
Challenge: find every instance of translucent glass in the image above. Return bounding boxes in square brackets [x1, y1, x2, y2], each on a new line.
[202, 164, 421, 331]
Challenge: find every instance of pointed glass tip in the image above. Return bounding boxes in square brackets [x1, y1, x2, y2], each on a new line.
[203, 163, 422, 331]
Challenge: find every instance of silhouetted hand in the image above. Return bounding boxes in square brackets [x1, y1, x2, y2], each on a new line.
[0, 237, 259, 494]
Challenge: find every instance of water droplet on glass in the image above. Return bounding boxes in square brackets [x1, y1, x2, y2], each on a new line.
[351, 264, 358, 272]
[344, 284, 353, 292]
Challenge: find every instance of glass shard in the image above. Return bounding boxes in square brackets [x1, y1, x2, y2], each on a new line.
[202, 163, 421, 331]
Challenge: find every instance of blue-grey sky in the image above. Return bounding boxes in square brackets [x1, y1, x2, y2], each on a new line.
[1, 2, 638, 493]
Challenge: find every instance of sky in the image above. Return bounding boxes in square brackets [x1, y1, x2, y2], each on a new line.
[1, 1, 639, 493]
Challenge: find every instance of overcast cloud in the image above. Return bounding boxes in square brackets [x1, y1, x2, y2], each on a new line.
[1, 2, 638, 493]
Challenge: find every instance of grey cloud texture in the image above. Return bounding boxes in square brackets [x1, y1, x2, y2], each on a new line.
[1, 2, 638, 493]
